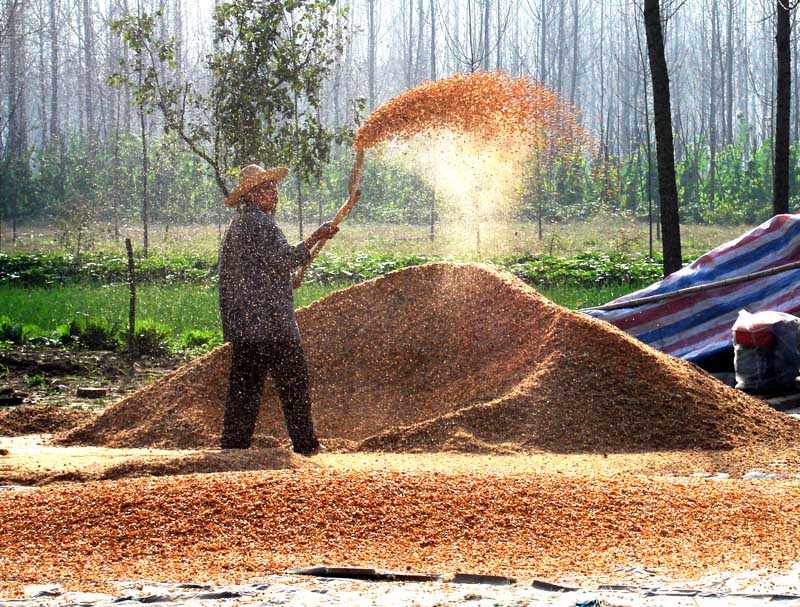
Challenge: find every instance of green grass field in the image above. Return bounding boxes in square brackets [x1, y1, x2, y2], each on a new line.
[0, 283, 346, 343]
[0, 279, 641, 348]
[8, 216, 754, 259]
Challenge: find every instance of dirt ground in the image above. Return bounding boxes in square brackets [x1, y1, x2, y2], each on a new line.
[0, 346, 186, 412]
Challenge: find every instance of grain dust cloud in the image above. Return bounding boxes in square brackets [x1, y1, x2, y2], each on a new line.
[353, 72, 592, 254]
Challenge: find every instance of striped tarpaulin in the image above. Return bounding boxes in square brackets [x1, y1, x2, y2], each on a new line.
[583, 214, 800, 362]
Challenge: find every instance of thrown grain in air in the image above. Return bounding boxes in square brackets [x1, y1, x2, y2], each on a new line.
[354, 72, 591, 154]
[58, 263, 799, 452]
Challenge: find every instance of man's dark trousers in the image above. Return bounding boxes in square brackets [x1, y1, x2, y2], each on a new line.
[221, 340, 319, 453]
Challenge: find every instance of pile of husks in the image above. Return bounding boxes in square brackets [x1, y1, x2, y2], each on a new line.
[59, 263, 798, 453]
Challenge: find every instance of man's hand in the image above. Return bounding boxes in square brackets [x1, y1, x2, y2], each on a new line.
[304, 222, 339, 252]
[314, 222, 339, 240]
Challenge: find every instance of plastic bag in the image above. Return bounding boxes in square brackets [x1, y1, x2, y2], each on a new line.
[733, 310, 800, 392]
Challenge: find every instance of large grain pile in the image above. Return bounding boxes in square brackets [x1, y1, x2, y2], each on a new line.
[58, 263, 798, 452]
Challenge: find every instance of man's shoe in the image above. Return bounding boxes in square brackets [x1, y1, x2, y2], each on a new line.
[294, 441, 326, 456]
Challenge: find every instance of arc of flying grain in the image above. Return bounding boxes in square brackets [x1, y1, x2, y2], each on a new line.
[292, 72, 591, 287]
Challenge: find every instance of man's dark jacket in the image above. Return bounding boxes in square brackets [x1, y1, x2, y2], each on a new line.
[219, 206, 310, 343]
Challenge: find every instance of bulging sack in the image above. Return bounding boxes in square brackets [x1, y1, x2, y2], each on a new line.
[733, 310, 800, 392]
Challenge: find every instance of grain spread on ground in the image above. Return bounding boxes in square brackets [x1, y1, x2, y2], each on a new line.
[2, 469, 800, 596]
[58, 262, 798, 452]
[0, 405, 94, 436]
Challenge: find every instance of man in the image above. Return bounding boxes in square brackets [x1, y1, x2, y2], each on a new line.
[218, 164, 338, 455]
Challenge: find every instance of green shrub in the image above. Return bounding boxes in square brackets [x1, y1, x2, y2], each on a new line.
[132, 319, 172, 356]
[0, 250, 684, 289]
[56, 315, 119, 350]
[23, 324, 58, 347]
[181, 328, 221, 350]
[0, 315, 24, 344]
[26, 374, 47, 388]
[0, 251, 217, 287]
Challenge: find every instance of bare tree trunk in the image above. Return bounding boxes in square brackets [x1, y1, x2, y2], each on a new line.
[538, 0, 546, 81]
[113, 90, 122, 240]
[765, 10, 775, 149]
[725, 0, 735, 143]
[123, 0, 131, 133]
[794, 7, 800, 143]
[158, 0, 167, 85]
[174, 0, 183, 76]
[135, 0, 150, 257]
[453, 0, 460, 69]
[49, 0, 59, 144]
[739, 2, 749, 151]
[555, 0, 566, 93]
[405, 0, 414, 87]
[495, 0, 502, 69]
[569, 0, 579, 103]
[6, 0, 22, 243]
[111, 0, 122, 239]
[294, 92, 304, 239]
[708, 0, 719, 211]
[430, 0, 436, 79]
[598, 0, 605, 150]
[774, 0, 791, 215]
[482, 0, 490, 70]
[37, 1, 47, 147]
[644, 0, 682, 275]
[368, 0, 376, 108]
[140, 105, 150, 256]
[620, 12, 633, 156]
[512, 0, 520, 75]
[416, 0, 425, 80]
[83, 0, 96, 141]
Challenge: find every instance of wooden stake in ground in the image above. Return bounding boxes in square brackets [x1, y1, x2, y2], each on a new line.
[125, 238, 137, 357]
[293, 150, 365, 288]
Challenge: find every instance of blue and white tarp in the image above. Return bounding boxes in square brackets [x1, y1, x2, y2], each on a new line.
[583, 214, 800, 362]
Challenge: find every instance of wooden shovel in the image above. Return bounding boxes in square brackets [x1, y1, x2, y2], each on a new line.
[293, 149, 366, 288]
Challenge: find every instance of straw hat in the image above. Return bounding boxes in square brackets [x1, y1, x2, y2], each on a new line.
[225, 164, 289, 207]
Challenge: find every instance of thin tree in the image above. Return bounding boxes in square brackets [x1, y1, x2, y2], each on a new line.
[4, 0, 25, 245]
[440, 0, 509, 71]
[569, 0, 580, 104]
[430, 0, 436, 78]
[131, 0, 151, 256]
[49, 0, 59, 144]
[708, 0, 719, 212]
[644, 0, 682, 275]
[430, 0, 437, 240]
[774, 0, 794, 215]
[37, 1, 47, 146]
[725, 0, 735, 143]
[367, 0, 377, 109]
[83, 0, 97, 141]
